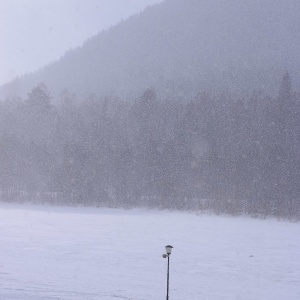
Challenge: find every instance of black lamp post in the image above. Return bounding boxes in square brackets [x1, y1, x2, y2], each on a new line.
[162, 245, 173, 300]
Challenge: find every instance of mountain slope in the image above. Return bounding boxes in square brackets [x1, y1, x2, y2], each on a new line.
[1, 0, 300, 100]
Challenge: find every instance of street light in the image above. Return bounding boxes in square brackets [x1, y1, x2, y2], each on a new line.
[162, 245, 173, 300]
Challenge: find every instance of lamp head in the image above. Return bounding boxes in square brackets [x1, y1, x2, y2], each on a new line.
[165, 245, 173, 255]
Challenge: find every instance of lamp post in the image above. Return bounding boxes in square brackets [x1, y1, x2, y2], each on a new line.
[162, 245, 173, 300]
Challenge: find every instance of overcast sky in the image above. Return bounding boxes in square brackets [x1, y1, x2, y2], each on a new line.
[0, 0, 163, 86]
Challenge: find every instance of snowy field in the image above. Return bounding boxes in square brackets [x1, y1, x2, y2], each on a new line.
[0, 203, 299, 300]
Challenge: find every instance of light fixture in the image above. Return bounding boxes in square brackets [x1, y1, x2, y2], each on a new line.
[165, 245, 173, 255]
[162, 245, 173, 300]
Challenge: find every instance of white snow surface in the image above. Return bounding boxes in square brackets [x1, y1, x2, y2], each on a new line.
[0, 203, 299, 300]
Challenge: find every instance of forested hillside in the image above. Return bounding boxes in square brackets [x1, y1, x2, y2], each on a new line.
[1, 0, 300, 100]
[1, 73, 299, 219]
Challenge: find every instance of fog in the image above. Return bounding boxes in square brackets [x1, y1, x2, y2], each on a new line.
[0, 0, 163, 85]
[0, 0, 300, 216]
[1, 1, 300, 299]
[1, 0, 300, 100]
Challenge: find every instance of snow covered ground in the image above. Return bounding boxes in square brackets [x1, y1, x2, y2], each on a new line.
[0, 203, 299, 300]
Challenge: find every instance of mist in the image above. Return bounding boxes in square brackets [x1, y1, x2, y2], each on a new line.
[1, 1, 300, 298]
[0, 0, 163, 85]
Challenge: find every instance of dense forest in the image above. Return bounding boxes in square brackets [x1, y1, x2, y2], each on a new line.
[0, 72, 299, 219]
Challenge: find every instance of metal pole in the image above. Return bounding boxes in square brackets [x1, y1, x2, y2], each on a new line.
[166, 254, 170, 300]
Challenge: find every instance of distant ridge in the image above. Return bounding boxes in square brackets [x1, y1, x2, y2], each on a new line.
[1, 0, 300, 101]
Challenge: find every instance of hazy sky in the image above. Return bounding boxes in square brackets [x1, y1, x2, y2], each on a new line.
[0, 0, 163, 86]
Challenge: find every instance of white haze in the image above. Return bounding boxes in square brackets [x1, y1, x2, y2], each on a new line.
[0, 0, 163, 86]
[1, 0, 299, 101]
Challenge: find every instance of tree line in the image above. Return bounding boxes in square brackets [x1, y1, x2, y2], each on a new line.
[0, 73, 299, 219]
